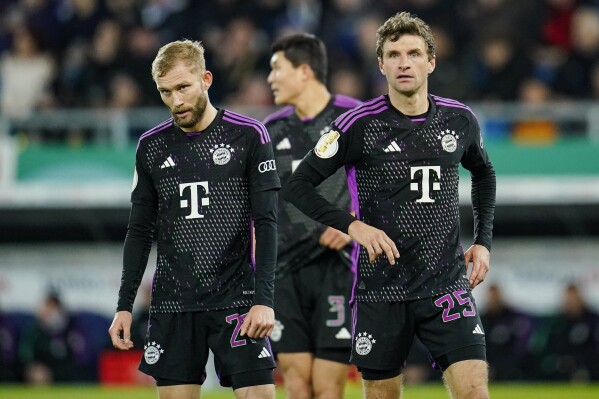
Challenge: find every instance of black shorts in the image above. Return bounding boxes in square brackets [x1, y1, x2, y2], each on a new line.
[139, 308, 276, 387]
[351, 290, 486, 376]
[271, 253, 353, 364]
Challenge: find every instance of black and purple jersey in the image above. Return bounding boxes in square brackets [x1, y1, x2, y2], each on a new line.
[285, 94, 496, 302]
[263, 94, 361, 277]
[130, 109, 281, 312]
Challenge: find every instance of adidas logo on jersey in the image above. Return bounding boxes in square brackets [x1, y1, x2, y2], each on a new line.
[335, 327, 352, 339]
[472, 324, 485, 335]
[258, 348, 272, 358]
[160, 156, 176, 169]
[384, 140, 401, 153]
[276, 138, 291, 150]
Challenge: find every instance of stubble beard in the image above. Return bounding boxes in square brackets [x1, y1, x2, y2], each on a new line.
[172, 92, 208, 130]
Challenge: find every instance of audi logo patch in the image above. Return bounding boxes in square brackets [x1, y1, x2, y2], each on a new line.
[258, 160, 277, 173]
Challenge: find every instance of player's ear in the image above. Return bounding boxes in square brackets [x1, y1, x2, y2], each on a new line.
[300, 64, 313, 81]
[202, 70, 213, 89]
[428, 57, 436, 75]
[378, 58, 385, 75]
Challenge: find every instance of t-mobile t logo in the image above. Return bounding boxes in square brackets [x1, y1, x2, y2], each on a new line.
[179, 182, 209, 219]
[410, 166, 441, 203]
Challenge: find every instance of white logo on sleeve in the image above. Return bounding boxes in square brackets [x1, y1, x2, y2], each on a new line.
[315, 130, 340, 158]
[473, 324, 485, 335]
[410, 166, 441, 203]
[179, 182, 209, 219]
[144, 342, 164, 365]
[131, 168, 138, 192]
[258, 160, 277, 173]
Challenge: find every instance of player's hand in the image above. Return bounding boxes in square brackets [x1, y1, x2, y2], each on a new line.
[108, 311, 134, 350]
[240, 305, 274, 339]
[319, 226, 352, 250]
[464, 244, 490, 288]
[348, 220, 400, 265]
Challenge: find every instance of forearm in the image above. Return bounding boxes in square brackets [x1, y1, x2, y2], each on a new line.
[251, 189, 278, 308]
[284, 161, 355, 233]
[471, 163, 496, 251]
[117, 203, 156, 312]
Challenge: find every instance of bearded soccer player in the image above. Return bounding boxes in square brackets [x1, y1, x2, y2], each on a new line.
[108, 40, 280, 399]
[284, 13, 496, 399]
[264, 33, 361, 399]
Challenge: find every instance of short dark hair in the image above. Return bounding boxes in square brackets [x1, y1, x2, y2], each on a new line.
[376, 12, 435, 60]
[271, 33, 328, 84]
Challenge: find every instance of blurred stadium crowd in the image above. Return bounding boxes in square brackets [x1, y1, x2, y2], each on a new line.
[1, 0, 599, 122]
[1, 0, 599, 388]
[1, 283, 599, 384]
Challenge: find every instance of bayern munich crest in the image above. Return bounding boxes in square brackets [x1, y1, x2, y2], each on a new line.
[211, 143, 234, 165]
[270, 320, 284, 342]
[355, 332, 376, 355]
[144, 341, 164, 365]
[438, 129, 459, 153]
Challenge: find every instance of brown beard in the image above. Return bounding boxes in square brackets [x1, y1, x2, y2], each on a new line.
[172, 91, 208, 129]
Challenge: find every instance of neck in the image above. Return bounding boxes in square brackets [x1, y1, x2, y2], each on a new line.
[182, 103, 218, 132]
[388, 88, 429, 116]
[293, 83, 331, 120]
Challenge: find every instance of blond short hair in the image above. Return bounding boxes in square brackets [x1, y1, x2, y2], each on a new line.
[376, 12, 435, 60]
[151, 40, 206, 81]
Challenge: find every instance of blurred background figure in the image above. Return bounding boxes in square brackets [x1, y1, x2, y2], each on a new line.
[0, 25, 55, 119]
[18, 291, 81, 385]
[530, 283, 599, 382]
[480, 284, 535, 381]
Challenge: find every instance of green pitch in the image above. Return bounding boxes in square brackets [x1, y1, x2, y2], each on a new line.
[1, 383, 598, 399]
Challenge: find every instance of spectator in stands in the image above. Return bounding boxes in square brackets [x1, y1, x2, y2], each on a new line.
[0, 306, 23, 381]
[471, 32, 534, 101]
[552, 6, 599, 99]
[533, 283, 599, 381]
[480, 284, 535, 381]
[427, 25, 471, 101]
[18, 291, 81, 385]
[0, 24, 55, 119]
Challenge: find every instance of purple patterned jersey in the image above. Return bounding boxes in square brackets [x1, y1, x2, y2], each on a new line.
[263, 95, 361, 277]
[132, 109, 280, 312]
[303, 95, 493, 302]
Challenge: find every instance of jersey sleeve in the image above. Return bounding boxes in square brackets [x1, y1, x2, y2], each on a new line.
[283, 123, 363, 233]
[131, 147, 157, 206]
[461, 114, 496, 251]
[247, 126, 282, 193]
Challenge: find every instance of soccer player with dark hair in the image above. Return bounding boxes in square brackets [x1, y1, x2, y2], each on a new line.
[264, 33, 361, 399]
[108, 39, 280, 399]
[284, 13, 496, 399]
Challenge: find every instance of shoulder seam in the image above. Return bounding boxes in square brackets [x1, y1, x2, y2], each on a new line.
[335, 96, 387, 133]
[262, 106, 294, 125]
[136, 118, 174, 150]
[223, 110, 271, 144]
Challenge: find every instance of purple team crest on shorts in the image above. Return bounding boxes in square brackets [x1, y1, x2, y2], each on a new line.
[355, 332, 376, 355]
